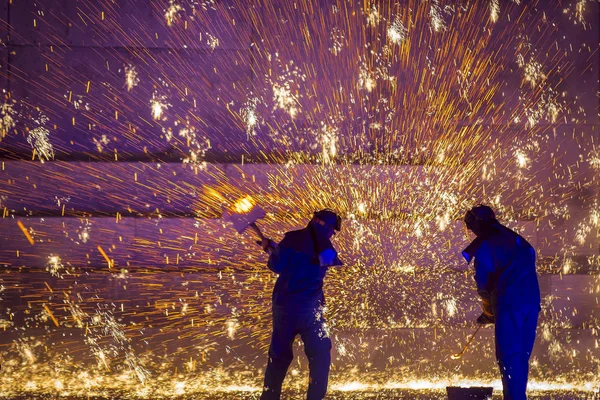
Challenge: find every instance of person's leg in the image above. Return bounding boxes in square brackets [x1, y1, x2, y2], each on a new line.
[261, 310, 296, 400]
[495, 308, 527, 400]
[299, 310, 332, 400]
[521, 307, 539, 396]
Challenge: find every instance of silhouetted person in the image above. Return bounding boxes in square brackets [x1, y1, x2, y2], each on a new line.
[260, 209, 342, 400]
[462, 205, 541, 400]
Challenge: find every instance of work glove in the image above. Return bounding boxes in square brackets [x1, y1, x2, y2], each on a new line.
[318, 248, 338, 267]
[476, 312, 495, 325]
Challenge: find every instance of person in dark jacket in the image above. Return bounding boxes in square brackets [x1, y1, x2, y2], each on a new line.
[462, 204, 541, 400]
[259, 209, 342, 400]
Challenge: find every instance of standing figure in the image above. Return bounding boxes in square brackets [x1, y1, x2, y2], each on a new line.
[260, 209, 342, 400]
[462, 204, 541, 400]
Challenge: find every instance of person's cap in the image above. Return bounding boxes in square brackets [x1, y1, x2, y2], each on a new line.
[464, 204, 496, 224]
[313, 209, 342, 231]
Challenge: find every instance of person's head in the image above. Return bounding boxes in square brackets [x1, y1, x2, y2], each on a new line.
[464, 204, 498, 237]
[310, 209, 342, 239]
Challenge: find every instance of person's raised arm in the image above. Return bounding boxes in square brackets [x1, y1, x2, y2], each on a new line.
[266, 237, 288, 274]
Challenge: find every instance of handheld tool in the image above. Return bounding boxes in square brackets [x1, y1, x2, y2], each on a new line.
[224, 204, 267, 238]
[451, 324, 482, 360]
[223, 201, 275, 254]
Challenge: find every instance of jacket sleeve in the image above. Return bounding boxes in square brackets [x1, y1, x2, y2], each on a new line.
[474, 242, 494, 303]
[267, 238, 290, 274]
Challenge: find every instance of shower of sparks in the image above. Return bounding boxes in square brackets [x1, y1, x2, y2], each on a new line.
[198, 0, 216, 12]
[164, 1, 184, 26]
[575, 201, 600, 246]
[204, 32, 220, 50]
[124, 64, 139, 92]
[269, 58, 305, 119]
[524, 106, 542, 128]
[26, 126, 54, 162]
[366, 4, 380, 27]
[358, 64, 376, 92]
[457, 69, 474, 110]
[543, 95, 560, 123]
[46, 255, 64, 277]
[65, 92, 90, 111]
[489, 0, 500, 23]
[178, 124, 211, 167]
[575, 0, 586, 24]
[590, 149, 600, 169]
[387, 16, 408, 45]
[240, 97, 260, 137]
[329, 27, 345, 55]
[435, 212, 451, 231]
[0, 99, 16, 139]
[77, 221, 91, 244]
[150, 91, 170, 121]
[93, 134, 110, 153]
[226, 318, 239, 340]
[54, 195, 70, 207]
[272, 82, 299, 118]
[0, 0, 598, 397]
[320, 123, 338, 164]
[514, 149, 530, 169]
[522, 58, 547, 89]
[429, 1, 446, 32]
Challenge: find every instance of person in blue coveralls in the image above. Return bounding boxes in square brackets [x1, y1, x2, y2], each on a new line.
[462, 204, 541, 400]
[259, 209, 343, 400]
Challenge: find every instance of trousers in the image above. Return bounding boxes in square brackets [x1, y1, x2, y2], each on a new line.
[260, 308, 332, 400]
[495, 305, 539, 400]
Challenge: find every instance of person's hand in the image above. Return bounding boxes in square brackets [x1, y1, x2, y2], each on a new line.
[318, 248, 337, 267]
[258, 238, 276, 254]
[476, 312, 495, 325]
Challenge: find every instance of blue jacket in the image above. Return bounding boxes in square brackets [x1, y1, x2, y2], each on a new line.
[463, 224, 541, 313]
[268, 227, 341, 312]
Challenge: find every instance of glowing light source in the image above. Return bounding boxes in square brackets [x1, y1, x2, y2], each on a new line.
[233, 195, 254, 213]
[387, 16, 408, 44]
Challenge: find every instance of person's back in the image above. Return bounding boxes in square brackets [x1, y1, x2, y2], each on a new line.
[474, 225, 541, 312]
[463, 204, 541, 400]
[269, 228, 331, 312]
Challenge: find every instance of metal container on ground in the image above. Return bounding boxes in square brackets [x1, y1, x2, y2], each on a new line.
[446, 386, 493, 400]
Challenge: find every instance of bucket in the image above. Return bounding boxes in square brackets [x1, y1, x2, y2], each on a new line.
[446, 386, 494, 399]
